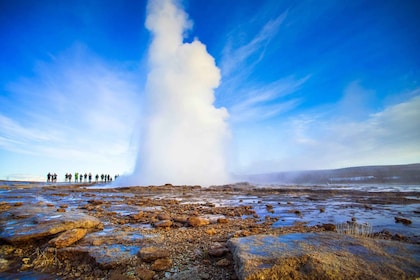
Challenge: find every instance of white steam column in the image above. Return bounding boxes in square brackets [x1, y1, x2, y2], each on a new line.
[133, 0, 230, 186]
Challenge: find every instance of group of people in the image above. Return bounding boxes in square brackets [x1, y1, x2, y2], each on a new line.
[46, 173, 58, 182]
[47, 172, 119, 183]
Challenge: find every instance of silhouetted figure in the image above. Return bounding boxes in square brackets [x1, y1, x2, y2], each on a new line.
[68, 173, 72, 182]
[47, 173, 51, 183]
[101, 174, 104, 183]
[65, 173, 68, 182]
[89, 173, 92, 183]
[53, 173, 57, 182]
[95, 174, 99, 183]
[84, 173, 87, 182]
[79, 173, 83, 183]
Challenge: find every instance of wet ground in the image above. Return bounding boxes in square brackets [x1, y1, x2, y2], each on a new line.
[0, 181, 419, 279]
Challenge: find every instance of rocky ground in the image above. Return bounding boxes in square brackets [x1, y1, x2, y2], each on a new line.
[0, 183, 419, 279]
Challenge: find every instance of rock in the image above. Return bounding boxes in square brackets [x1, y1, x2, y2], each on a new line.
[393, 233, 408, 241]
[208, 245, 229, 258]
[61, 244, 139, 269]
[228, 232, 420, 280]
[138, 246, 169, 262]
[215, 258, 231, 267]
[108, 268, 125, 280]
[0, 208, 102, 243]
[132, 211, 144, 220]
[395, 217, 412, 225]
[136, 267, 155, 280]
[151, 257, 172, 271]
[157, 213, 171, 220]
[217, 217, 228, 224]
[154, 220, 172, 228]
[206, 228, 217, 235]
[49, 228, 87, 248]
[188, 216, 210, 227]
[0, 258, 9, 272]
[321, 223, 336, 231]
[172, 215, 188, 223]
[92, 239, 104, 246]
[0, 245, 15, 255]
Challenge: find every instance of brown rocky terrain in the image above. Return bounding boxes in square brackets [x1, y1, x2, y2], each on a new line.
[0, 183, 419, 279]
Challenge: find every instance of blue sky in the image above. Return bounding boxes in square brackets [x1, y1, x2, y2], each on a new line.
[0, 0, 419, 181]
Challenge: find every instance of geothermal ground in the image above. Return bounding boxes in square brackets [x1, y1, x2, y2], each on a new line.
[0, 182, 419, 279]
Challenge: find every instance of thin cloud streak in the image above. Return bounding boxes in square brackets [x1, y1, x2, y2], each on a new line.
[229, 76, 309, 122]
[221, 11, 287, 78]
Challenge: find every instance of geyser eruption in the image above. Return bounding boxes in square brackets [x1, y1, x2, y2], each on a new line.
[132, 0, 230, 186]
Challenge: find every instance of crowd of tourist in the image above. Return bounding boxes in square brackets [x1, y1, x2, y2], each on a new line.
[46, 173, 58, 182]
[47, 172, 119, 183]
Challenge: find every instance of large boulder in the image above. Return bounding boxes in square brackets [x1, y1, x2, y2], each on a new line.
[0, 207, 102, 243]
[228, 232, 420, 280]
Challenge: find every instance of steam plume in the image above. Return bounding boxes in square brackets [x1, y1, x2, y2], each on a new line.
[130, 0, 230, 186]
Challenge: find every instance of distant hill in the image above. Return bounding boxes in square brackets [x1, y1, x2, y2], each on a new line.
[246, 163, 420, 184]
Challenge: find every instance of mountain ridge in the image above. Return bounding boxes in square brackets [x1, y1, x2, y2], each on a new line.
[246, 163, 420, 184]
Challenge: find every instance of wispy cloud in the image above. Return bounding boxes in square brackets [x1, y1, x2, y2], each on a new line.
[0, 45, 141, 173]
[229, 76, 308, 122]
[234, 86, 420, 174]
[215, 8, 310, 124]
[221, 11, 287, 79]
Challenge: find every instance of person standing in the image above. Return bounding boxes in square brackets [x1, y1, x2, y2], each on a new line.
[88, 173, 92, 183]
[75, 172, 79, 183]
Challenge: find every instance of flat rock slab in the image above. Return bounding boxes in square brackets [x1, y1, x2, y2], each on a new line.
[228, 232, 420, 280]
[60, 229, 162, 269]
[0, 207, 102, 243]
[60, 244, 139, 269]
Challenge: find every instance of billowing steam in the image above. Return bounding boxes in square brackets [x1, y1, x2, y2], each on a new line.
[128, 0, 231, 186]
